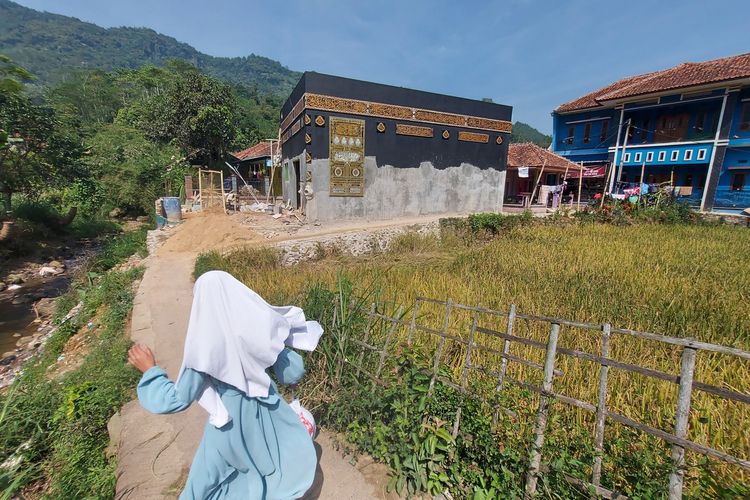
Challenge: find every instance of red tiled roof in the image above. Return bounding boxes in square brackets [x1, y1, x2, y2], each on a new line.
[507, 143, 580, 172]
[556, 53, 750, 113]
[231, 142, 273, 161]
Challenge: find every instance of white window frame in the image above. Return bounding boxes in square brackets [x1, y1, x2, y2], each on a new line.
[671, 150, 679, 161]
[684, 149, 693, 161]
[646, 152, 654, 162]
[658, 151, 666, 162]
[634, 152, 642, 163]
[697, 148, 707, 161]
[623, 152, 631, 163]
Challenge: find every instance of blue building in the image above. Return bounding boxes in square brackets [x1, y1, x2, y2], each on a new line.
[551, 53, 750, 212]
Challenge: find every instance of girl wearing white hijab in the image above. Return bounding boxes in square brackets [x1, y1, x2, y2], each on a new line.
[128, 270, 323, 499]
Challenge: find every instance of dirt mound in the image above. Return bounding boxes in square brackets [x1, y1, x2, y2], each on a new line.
[162, 212, 261, 254]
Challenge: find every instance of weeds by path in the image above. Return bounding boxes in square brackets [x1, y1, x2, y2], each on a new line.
[0, 227, 148, 498]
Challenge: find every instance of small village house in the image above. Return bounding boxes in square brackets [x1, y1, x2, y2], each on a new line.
[228, 142, 281, 196]
[551, 53, 750, 213]
[505, 143, 583, 210]
[278, 72, 512, 221]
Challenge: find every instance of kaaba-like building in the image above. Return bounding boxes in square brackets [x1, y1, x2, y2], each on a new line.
[279, 72, 512, 221]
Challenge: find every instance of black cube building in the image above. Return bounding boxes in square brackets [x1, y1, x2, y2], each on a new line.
[279, 72, 512, 221]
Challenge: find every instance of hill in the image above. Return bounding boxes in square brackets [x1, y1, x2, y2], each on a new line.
[0, 0, 300, 95]
[510, 121, 551, 147]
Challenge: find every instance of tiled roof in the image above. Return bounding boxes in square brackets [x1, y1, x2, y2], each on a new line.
[507, 143, 580, 172]
[556, 73, 658, 112]
[231, 142, 274, 161]
[556, 53, 750, 113]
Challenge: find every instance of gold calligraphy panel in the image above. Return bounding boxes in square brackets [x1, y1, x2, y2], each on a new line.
[414, 109, 465, 126]
[458, 131, 489, 143]
[396, 124, 434, 138]
[466, 116, 513, 133]
[329, 117, 365, 197]
[308, 94, 368, 115]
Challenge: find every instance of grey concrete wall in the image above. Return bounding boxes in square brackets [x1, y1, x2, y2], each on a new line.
[304, 157, 505, 222]
[281, 152, 307, 209]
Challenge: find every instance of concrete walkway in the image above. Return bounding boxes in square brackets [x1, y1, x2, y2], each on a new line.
[114, 214, 397, 499]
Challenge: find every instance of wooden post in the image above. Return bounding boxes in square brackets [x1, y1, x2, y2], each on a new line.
[560, 164, 570, 209]
[529, 158, 548, 208]
[407, 299, 421, 345]
[198, 169, 203, 211]
[219, 170, 227, 214]
[602, 119, 631, 207]
[453, 310, 479, 438]
[372, 306, 403, 391]
[356, 303, 377, 378]
[428, 299, 452, 397]
[577, 162, 584, 211]
[493, 304, 516, 426]
[525, 322, 561, 498]
[591, 324, 611, 494]
[639, 162, 647, 201]
[668, 346, 697, 499]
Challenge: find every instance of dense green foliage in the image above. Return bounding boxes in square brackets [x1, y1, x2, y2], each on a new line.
[0, 228, 147, 498]
[510, 121, 552, 147]
[0, 0, 299, 95]
[0, 60, 85, 213]
[1, 52, 281, 217]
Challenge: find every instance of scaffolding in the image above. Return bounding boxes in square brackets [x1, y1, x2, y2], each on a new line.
[197, 169, 226, 213]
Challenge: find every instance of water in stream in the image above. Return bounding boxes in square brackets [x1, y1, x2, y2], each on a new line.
[0, 275, 71, 355]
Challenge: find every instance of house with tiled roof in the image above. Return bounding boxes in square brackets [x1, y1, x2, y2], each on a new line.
[228, 141, 281, 196]
[551, 52, 750, 212]
[505, 143, 581, 207]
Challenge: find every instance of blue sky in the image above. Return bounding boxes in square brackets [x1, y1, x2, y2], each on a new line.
[14, 0, 750, 133]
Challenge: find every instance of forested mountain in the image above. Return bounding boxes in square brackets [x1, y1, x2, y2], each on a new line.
[0, 0, 300, 95]
[510, 121, 552, 147]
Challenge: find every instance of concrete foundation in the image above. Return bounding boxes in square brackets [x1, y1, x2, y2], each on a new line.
[292, 157, 505, 222]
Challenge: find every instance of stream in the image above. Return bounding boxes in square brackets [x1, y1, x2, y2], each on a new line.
[0, 275, 71, 355]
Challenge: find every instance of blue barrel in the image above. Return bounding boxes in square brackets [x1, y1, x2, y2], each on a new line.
[162, 197, 182, 222]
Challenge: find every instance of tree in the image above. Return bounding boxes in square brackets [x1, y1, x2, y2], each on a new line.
[0, 94, 84, 213]
[0, 56, 83, 214]
[85, 124, 187, 213]
[47, 70, 121, 129]
[116, 64, 236, 165]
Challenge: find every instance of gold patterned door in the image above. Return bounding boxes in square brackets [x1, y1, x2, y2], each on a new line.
[329, 117, 365, 197]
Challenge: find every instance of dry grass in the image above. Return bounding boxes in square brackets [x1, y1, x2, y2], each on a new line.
[200, 222, 750, 491]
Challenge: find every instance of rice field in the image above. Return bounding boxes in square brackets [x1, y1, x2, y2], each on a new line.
[200, 222, 750, 494]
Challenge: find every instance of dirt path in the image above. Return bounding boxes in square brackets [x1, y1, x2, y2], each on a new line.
[115, 212, 402, 499]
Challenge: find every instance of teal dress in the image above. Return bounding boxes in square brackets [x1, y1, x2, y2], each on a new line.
[137, 349, 316, 500]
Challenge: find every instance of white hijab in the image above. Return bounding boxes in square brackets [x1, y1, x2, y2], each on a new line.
[177, 270, 323, 427]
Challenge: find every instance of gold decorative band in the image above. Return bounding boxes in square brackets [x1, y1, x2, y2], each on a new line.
[280, 92, 512, 135]
[458, 131, 489, 143]
[415, 109, 464, 127]
[281, 97, 306, 132]
[396, 123, 433, 138]
[307, 94, 368, 115]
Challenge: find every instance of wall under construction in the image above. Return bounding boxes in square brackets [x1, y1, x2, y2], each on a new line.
[279, 72, 512, 221]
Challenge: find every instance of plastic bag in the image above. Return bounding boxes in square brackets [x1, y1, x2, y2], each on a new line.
[289, 398, 316, 438]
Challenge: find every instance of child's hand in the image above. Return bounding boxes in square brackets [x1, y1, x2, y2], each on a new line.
[128, 344, 156, 373]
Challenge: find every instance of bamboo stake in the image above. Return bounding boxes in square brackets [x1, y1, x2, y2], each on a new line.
[639, 161, 646, 201]
[577, 162, 584, 211]
[529, 158, 548, 209]
[602, 119, 631, 208]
